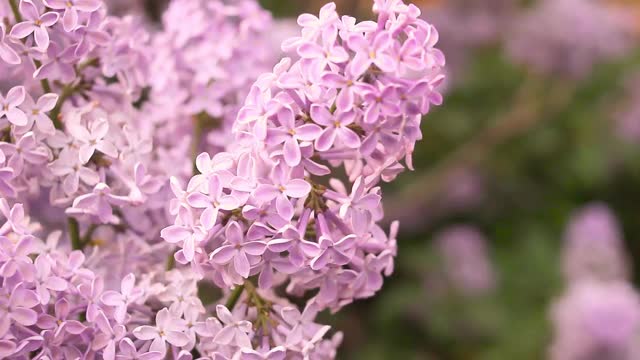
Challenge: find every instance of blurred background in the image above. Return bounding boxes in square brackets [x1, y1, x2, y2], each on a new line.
[126, 0, 640, 358]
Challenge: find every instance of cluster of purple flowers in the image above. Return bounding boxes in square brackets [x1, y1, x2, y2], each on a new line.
[0, 0, 445, 358]
[146, 0, 284, 155]
[159, 0, 444, 354]
[433, 226, 495, 296]
[164, 0, 445, 293]
[550, 204, 640, 360]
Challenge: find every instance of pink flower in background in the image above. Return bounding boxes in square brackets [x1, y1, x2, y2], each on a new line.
[550, 280, 640, 360]
[563, 203, 629, 282]
[435, 225, 496, 295]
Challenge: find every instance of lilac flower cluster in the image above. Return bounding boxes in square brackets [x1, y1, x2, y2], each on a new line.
[562, 203, 629, 282]
[0, 0, 445, 357]
[158, 0, 444, 356]
[550, 203, 640, 359]
[550, 281, 640, 360]
[145, 0, 284, 155]
[434, 226, 495, 295]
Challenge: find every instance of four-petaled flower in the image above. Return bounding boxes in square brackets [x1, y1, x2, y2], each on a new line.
[67, 117, 118, 164]
[0, 86, 28, 126]
[18, 93, 58, 135]
[186, 174, 239, 230]
[209, 221, 267, 278]
[311, 105, 361, 151]
[213, 305, 252, 348]
[0, 131, 49, 176]
[0, 284, 39, 334]
[133, 308, 190, 355]
[116, 338, 163, 360]
[266, 107, 321, 167]
[348, 31, 395, 76]
[0, 24, 20, 65]
[253, 166, 311, 221]
[10, 0, 59, 52]
[101, 273, 144, 323]
[43, 0, 102, 32]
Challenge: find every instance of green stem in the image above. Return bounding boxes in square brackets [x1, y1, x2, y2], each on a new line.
[166, 252, 176, 270]
[68, 218, 81, 251]
[77, 57, 99, 74]
[79, 224, 97, 247]
[244, 281, 273, 333]
[7, 0, 22, 22]
[225, 283, 245, 310]
[49, 83, 82, 130]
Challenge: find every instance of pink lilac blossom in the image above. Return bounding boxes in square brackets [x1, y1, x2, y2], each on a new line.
[550, 280, 640, 360]
[434, 225, 495, 295]
[163, 0, 444, 303]
[144, 0, 282, 157]
[505, 0, 635, 79]
[0, 0, 445, 358]
[159, 2, 444, 357]
[562, 203, 629, 282]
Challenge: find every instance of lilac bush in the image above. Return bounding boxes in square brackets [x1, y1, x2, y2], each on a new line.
[0, 0, 445, 358]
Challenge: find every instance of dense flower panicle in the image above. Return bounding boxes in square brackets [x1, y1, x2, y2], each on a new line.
[0, 0, 444, 358]
[434, 226, 495, 295]
[157, 5, 444, 358]
[143, 0, 289, 156]
[550, 280, 640, 360]
[505, 0, 635, 78]
[562, 203, 629, 282]
[162, 0, 444, 310]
